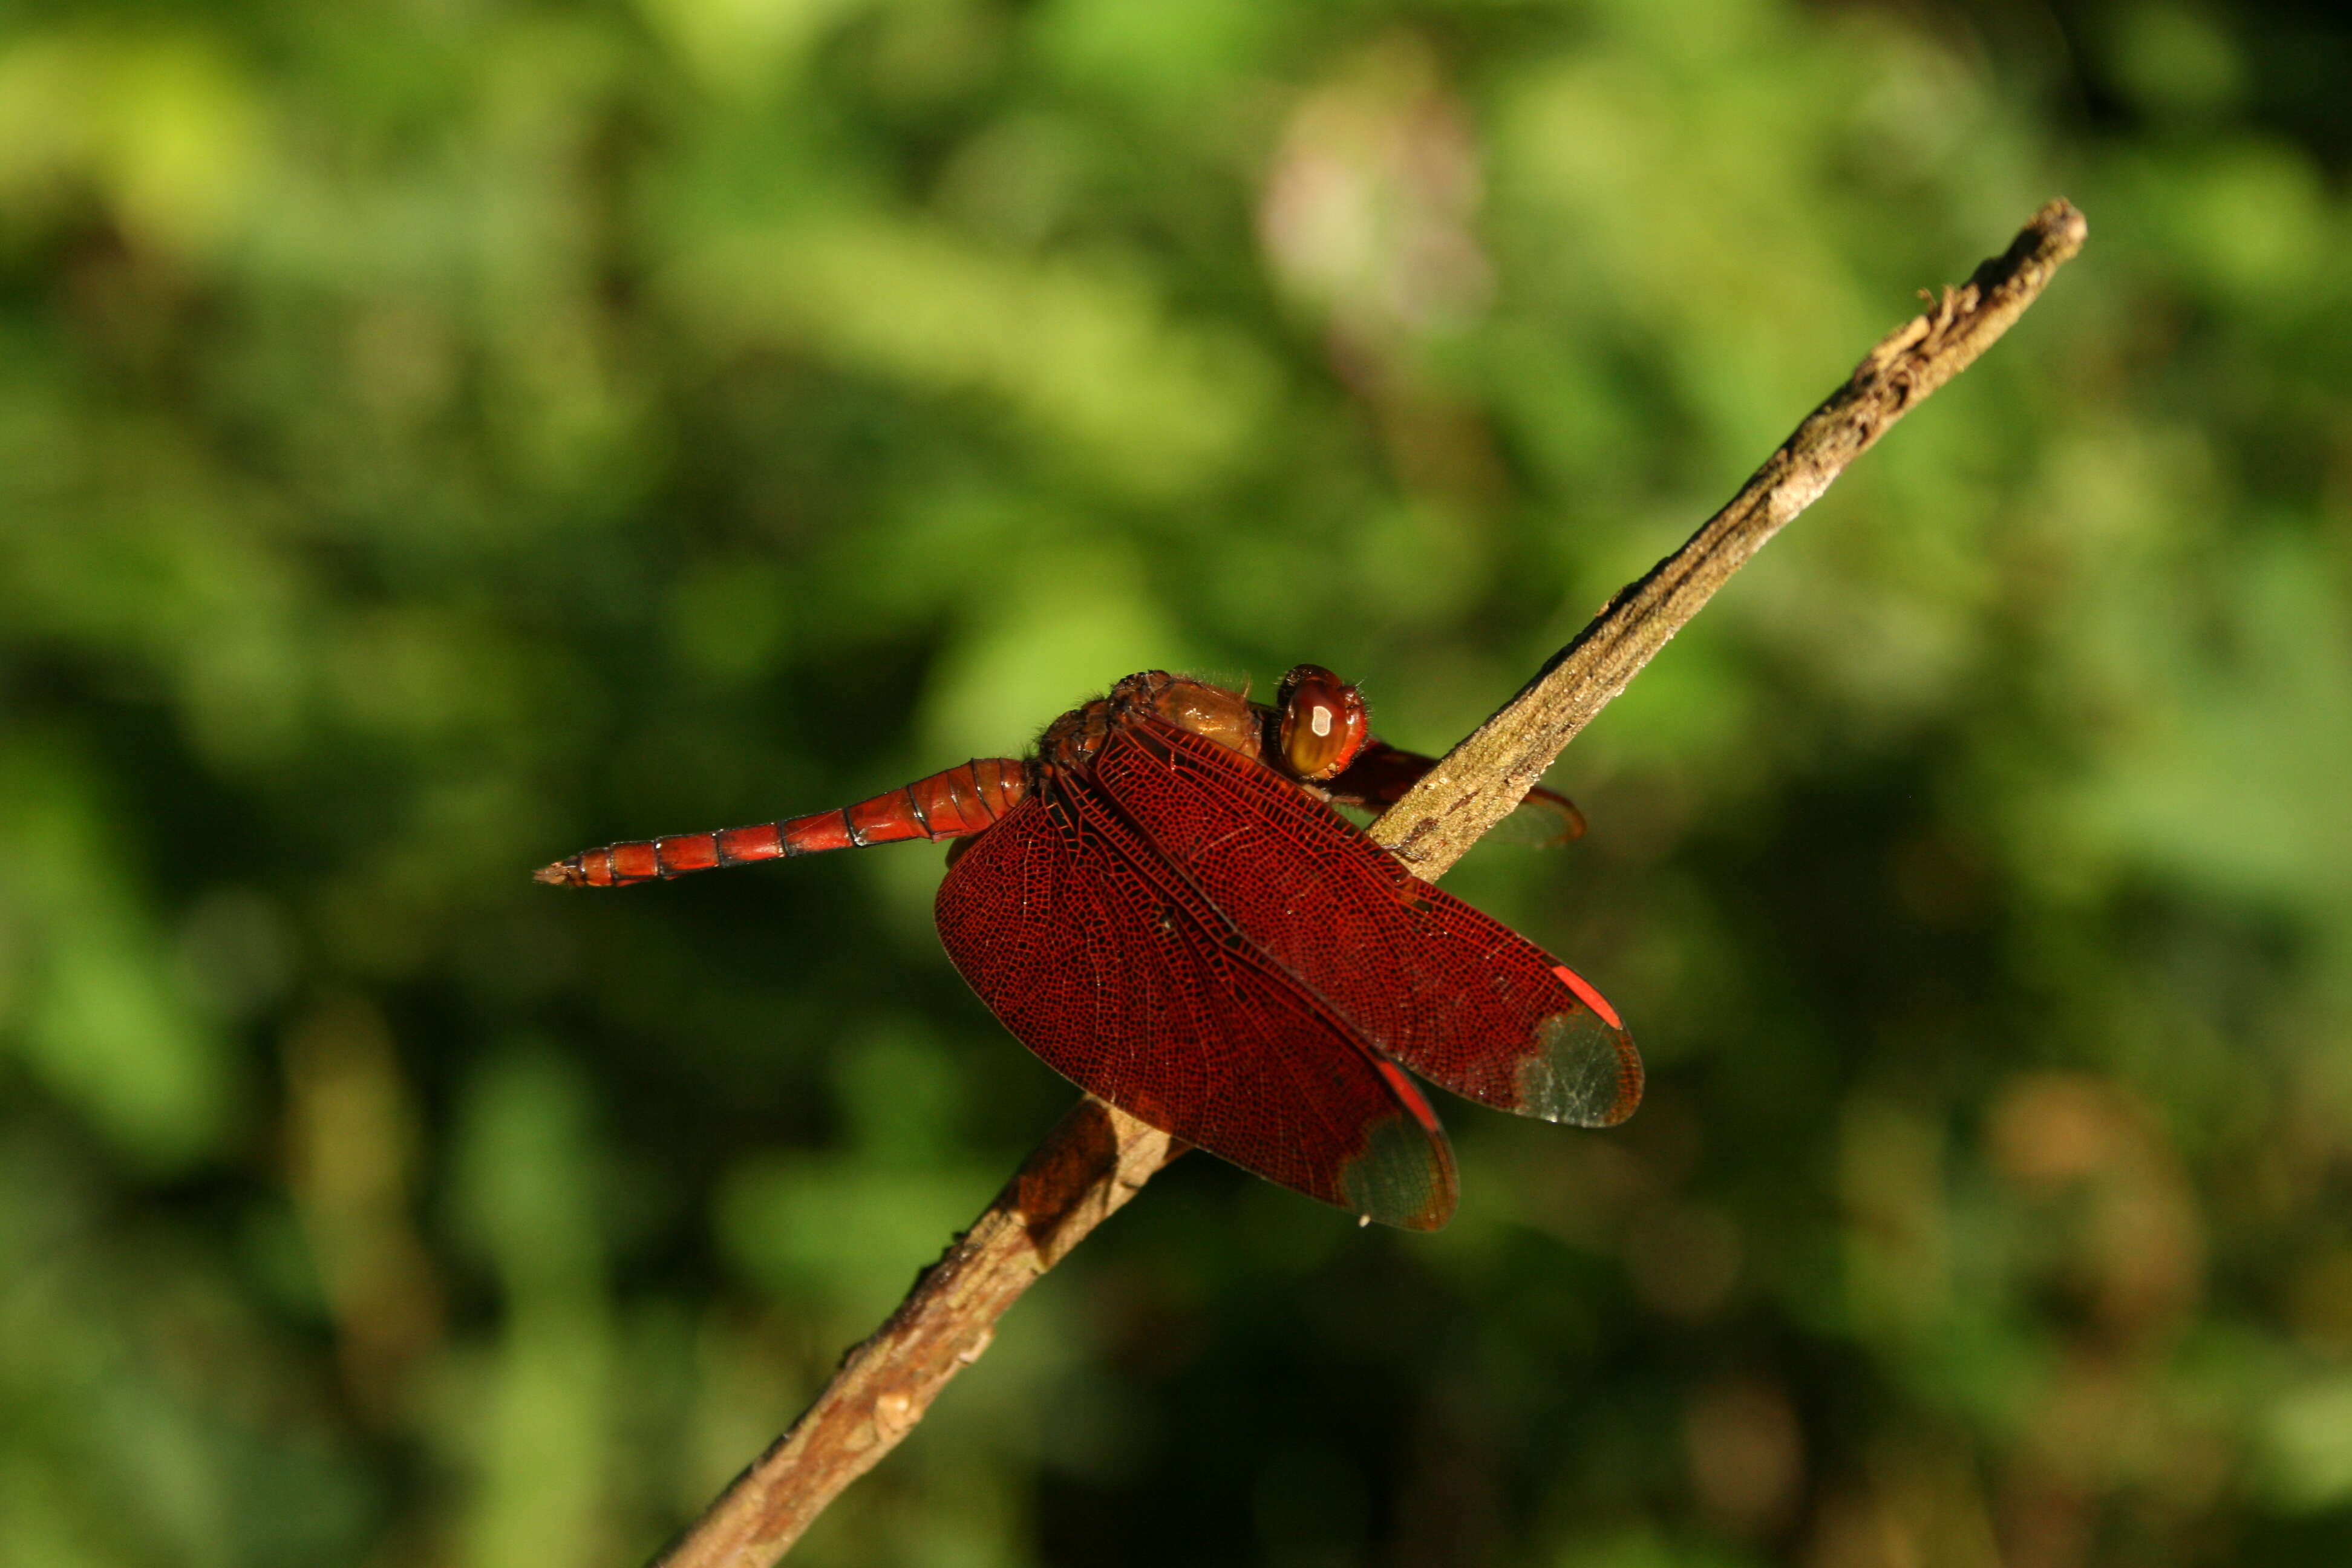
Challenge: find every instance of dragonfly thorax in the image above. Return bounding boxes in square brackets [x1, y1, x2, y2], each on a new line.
[1038, 671, 1266, 779]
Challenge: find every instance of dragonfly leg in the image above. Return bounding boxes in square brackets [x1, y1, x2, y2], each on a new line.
[1324, 742, 1586, 844]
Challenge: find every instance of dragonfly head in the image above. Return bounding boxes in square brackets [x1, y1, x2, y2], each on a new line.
[1274, 664, 1370, 782]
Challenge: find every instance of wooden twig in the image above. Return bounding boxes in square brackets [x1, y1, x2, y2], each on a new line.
[650, 198, 2086, 1568]
[1374, 199, 2088, 875]
[654, 1098, 1179, 1567]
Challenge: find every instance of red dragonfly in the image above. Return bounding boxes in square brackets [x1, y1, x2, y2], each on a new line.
[538, 667, 1640, 1229]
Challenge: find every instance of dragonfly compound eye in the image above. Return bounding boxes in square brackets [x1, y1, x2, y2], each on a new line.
[1276, 664, 1370, 781]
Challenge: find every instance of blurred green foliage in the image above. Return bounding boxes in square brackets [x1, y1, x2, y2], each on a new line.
[2, 1, 2348, 1564]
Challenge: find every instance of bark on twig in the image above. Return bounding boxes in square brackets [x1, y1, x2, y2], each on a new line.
[650, 199, 2086, 1568]
[653, 1099, 1178, 1567]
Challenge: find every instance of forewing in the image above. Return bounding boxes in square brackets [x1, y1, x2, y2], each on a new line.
[934, 794, 1458, 1229]
[1097, 722, 1642, 1128]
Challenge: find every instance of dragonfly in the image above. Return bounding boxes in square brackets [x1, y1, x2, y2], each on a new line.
[537, 666, 1641, 1229]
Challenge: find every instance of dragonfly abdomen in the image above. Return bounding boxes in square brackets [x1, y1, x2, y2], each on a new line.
[534, 757, 1030, 887]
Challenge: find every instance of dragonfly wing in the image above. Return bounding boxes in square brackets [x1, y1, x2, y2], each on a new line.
[1099, 722, 1642, 1128]
[935, 794, 1457, 1229]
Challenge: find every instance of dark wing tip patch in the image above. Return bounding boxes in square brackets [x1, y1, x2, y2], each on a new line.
[1520, 1007, 1645, 1128]
[1336, 1058, 1457, 1230]
[1339, 1107, 1458, 1230]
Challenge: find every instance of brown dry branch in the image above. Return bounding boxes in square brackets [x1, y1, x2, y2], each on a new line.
[650, 198, 2087, 1568]
[1374, 200, 2087, 874]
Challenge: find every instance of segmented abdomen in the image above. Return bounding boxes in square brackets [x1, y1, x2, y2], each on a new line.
[534, 756, 1029, 887]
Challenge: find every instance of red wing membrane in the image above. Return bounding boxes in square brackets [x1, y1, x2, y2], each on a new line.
[1097, 721, 1643, 1128]
[935, 794, 1459, 1229]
